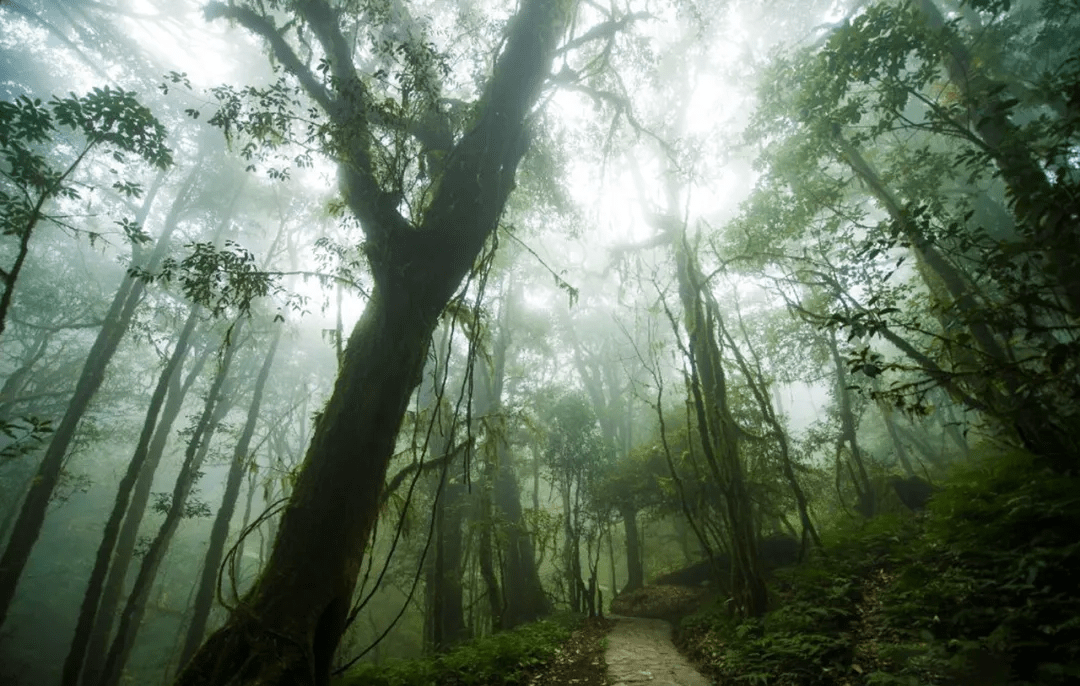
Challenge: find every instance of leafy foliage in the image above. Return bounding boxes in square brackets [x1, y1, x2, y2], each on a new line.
[0, 87, 172, 242]
[0, 415, 53, 462]
[130, 240, 277, 317]
[732, 0, 1080, 467]
[678, 448, 1080, 685]
[335, 613, 580, 686]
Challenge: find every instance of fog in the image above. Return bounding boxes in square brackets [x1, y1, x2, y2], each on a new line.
[1, 1, 1077, 685]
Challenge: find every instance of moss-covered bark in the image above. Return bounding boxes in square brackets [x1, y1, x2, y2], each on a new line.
[174, 0, 572, 683]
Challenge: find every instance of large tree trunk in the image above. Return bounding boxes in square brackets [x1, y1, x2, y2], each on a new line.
[179, 324, 281, 667]
[174, 0, 569, 681]
[493, 446, 550, 627]
[619, 505, 643, 592]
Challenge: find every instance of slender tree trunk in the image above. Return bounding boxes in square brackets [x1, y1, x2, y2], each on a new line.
[179, 325, 281, 667]
[234, 462, 260, 587]
[81, 340, 212, 686]
[99, 322, 243, 686]
[62, 305, 201, 686]
[619, 505, 643, 592]
[726, 316, 820, 549]
[827, 330, 875, 518]
[876, 397, 917, 477]
[0, 166, 188, 626]
[607, 523, 617, 598]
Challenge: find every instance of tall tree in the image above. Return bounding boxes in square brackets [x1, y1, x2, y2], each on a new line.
[179, 323, 282, 667]
[175, 0, 575, 682]
[0, 151, 187, 627]
[61, 303, 202, 686]
[473, 290, 551, 629]
[100, 320, 245, 686]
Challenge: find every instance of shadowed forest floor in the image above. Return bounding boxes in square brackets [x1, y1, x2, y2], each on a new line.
[525, 616, 611, 686]
[525, 613, 712, 686]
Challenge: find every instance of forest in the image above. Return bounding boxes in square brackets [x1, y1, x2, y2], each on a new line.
[0, 0, 1077, 685]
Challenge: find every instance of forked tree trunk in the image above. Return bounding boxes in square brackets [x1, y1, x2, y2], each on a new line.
[175, 0, 570, 681]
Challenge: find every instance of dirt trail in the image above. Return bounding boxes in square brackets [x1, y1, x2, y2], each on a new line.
[605, 615, 712, 686]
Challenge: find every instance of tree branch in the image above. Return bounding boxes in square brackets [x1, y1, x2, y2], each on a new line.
[203, 2, 336, 114]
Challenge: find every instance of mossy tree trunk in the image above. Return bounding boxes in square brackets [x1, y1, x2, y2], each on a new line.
[176, 0, 571, 682]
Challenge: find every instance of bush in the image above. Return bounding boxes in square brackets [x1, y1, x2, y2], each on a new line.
[335, 613, 580, 686]
[677, 449, 1080, 685]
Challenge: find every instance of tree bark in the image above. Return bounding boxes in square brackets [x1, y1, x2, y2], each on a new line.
[175, 0, 570, 680]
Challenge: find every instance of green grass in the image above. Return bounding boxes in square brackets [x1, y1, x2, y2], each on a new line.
[334, 612, 581, 686]
[677, 449, 1080, 685]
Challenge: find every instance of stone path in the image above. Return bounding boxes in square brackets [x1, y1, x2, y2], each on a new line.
[605, 615, 712, 686]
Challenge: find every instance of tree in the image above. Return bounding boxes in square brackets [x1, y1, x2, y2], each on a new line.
[0, 110, 176, 626]
[472, 288, 551, 630]
[543, 391, 610, 616]
[61, 303, 202, 686]
[174, 0, 575, 682]
[0, 87, 173, 337]
[179, 323, 282, 667]
[100, 319, 245, 686]
[737, 0, 1080, 473]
